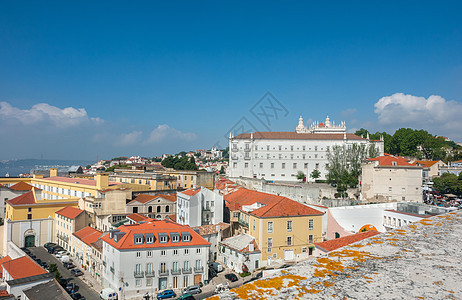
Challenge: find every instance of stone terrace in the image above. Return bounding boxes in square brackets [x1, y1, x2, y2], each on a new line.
[212, 211, 462, 299]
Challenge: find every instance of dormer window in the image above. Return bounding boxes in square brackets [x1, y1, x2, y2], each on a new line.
[392, 161, 397, 166]
[145, 233, 155, 244]
[134, 233, 143, 244]
[171, 232, 180, 243]
[181, 232, 191, 242]
[159, 233, 168, 243]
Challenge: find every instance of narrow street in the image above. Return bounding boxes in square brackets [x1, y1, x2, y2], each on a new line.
[28, 246, 100, 300]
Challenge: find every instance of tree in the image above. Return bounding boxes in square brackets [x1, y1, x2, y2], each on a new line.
[310, 169, 321, 179]
[296, 171, 306, 181]
[433, 173, 462, 195]
[85, 165, 91, 169]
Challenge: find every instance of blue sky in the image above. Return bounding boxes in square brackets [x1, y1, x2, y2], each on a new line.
[1, 1, 461, 160]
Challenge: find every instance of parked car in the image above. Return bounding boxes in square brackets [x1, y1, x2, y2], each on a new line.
[100, 288, 118, 300]
[178, 294, 195, 300]
[64, 262, 76, 269]
[65, 283, 77, 293]
[208, 267, 217, 279]
[183, 285, 201, 295]
[29, 254, 37, 260]
[225, 273, 238, 282]
[71, 292, 85, 300]
[209, 262, 223, 273]
[35, 258, 42, 264]
[40, 261, 49, 269]
[156, 289, 176, 299]
[44, 242, 56, 249]
[71, 269, 84, 277]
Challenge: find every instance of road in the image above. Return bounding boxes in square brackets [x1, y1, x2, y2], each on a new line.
[28, 246, 100, 300]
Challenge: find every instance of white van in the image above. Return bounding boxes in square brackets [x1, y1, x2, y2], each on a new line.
[60, 255, 70, 263]
[100, 288, 118, 300]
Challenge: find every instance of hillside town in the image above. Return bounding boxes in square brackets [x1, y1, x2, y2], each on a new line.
[0, 116, 461, 300]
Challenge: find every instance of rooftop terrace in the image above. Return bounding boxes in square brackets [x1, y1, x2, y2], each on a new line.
[214, 210, 462, 299]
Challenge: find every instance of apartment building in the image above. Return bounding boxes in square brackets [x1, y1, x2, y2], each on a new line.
[72, 226, 103, 279]
[225, 188, 324, 266]
[228, 116, 384, 181]
[361, 154, 423, 203]
[0, 182, 38, 219]
[126, 194, 176, 220]
[100, 219, 210, 300]
[176, 187, 223, 227]
[110, 172, 177, 191]
[55, 206, 90, 251]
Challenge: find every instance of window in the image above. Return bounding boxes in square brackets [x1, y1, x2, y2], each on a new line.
[271, 163, 274, 168]
[267, 145, 270, 151]
[173, 261, 179, 272]
[287, 236, 292, 246]
[172, 234, 180, 243]
[135, 263, 141, 273]
[253, 219, 256, 230]
[291, 145, 294, 151]
[245, 163, 249, 168]
[196, 248, 201, 254]
[183, 276, 189, 288]
[309, 235, 314, 243]
[233, 162, 237, 168]
[161, 250, 166, 256]
[309, 219, 314, 230]
[146, 236, 154, 243]
[146, 263, 153, 275]
[302, 247, 307, 253]
[136, 279, 141, 287]
[267, 238, 272, 253]
[402, 188, 406, 193]
[279, 145, 282, 150]
[195, 259, 201, 269]
[173, 276, 178, 288]
[315, 163, 319, 169]
[303, 146, 306, 151]
[173, 249, 178, 256]
[184, 260, 190, 270]
[260, 163, 263, 168]
[160, 262, 167, 273]
[233, 212, 239, 218]
[388, 187, 392, 192]
[290, 154, 294, 159]
[287, 221, 292, 232]
[267, 222, 273, 233]
[314, 146, 318, 151]
[147, 251, 152, 257]
[146, 278, 152, 286]
[184, 249, 189, 255]
[282, 163, 286, 169]
[293, 163, 297, 169]
[160, 235, 168, 243]
[304, 163, 308, 169]
[27, 213, 32, 220]
[28, 207, 32, 212]
[402, 196, 406, 201]
[183, 234, 190, 242]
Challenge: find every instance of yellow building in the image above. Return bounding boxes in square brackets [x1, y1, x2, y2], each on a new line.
[29, 169, 148, 200]
[162, 170, 215, 189]
[110, 172, 178, 190]
[225, 188, 324, 265]
[5, 189, 79, 221]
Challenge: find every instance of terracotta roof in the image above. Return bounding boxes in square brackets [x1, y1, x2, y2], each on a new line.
[181, 188, 201, 196]
[100, 219, 211, 250]
[233, 132, 365, 140]
[0, 256, 12, 278]
[225, 188, 285, 211]
[42, 176, 123, 187]
[167, 214, 177, 222]
[412, 160, 441, 168]
[127, 213, 150, 222]
[6, 191, 36, 206]
[9, 182, 39, 191]
[249, 197, 324, 218]
[193, 222, 230, 235]
[1, 256, 47, 279]
[129, 194, 177, 205]
[314, 230, 380, 252]
[73, 226, 103, 246]
[55, 206, 84, 219]
[368, 154, 415, 167]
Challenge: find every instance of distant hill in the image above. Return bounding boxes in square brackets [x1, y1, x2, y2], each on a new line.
[0, 159, 92, 177]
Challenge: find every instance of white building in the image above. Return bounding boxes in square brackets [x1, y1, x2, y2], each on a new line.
[100, 219, 210, 300]
[361, 154, 423, 203]
[218, 234, 261, 273]
[176, 187, 224, 227]
[228, 116, 384, 181]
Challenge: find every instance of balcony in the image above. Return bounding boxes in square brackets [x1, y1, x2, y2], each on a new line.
[231, 147, 238, 152]
[158, 269, 169, 276]
[244, 147, 251, 152]
[194, 266, 204, 273]
[134, 271, 144, 278]
[244, 155, 251, 160]
[171, 269, 181, 275]
[182, 267, 192, 274]
[145, 271, 155, 277]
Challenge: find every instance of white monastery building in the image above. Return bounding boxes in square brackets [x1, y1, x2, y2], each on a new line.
[228, 116, 384, 181]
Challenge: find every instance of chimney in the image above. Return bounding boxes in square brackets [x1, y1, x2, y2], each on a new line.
[95, 173, 109, 190]
[50, 168, 58, 177]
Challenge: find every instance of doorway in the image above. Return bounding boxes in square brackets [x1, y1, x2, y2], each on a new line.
[25, 235, 35, 247]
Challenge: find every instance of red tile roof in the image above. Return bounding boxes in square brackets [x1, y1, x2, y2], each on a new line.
[9, 182, 39, 191]
[314, 230, 380, 252]
[1, 256, 47, 279]
[233, 132, 365, 140]
[43, 176, 122, 187]
[6, 191, 36, 206]
[368, 154, 415, 166]
[193, 222, 230, 235]
[167, 214, 177, 222]
[129, 194, 177, 205]
[0, 256, 12, 278]
[55, 206, 84, 219]
[412, 160, 441, 168]
[181, 188, 201, 196]
[73, 226, 103, 246]
[127, 213, 151, 222]
[101, 219, 211, 250]
[249, 197, 324, 218]
[224, 188, 284, 211]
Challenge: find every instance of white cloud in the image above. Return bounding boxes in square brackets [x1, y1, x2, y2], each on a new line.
[116, 130, 143, 146]
[374, 93, 462, 140]
[0, 101, 102, 127]
[146, 124, 197, 143]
